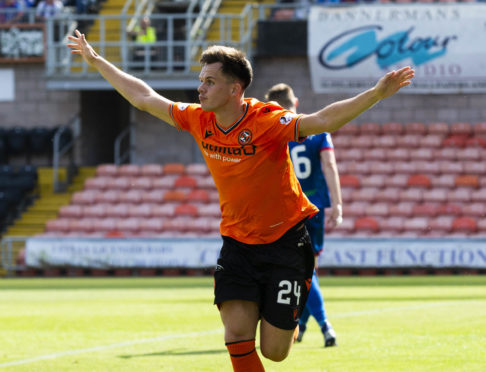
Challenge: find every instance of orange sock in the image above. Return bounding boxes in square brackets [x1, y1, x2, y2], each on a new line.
[226, 339, 265, 372]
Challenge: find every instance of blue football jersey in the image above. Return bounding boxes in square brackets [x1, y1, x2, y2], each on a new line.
[289, 133, 333, 209]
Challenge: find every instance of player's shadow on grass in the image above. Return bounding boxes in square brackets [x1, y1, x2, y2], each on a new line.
[119, 348, 227, 359]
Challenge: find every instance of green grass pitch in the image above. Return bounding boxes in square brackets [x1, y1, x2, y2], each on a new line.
[0, 276, 485, 371]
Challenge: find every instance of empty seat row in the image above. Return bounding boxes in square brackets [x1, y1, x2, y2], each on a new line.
[58, 202, 221, 218]
[338, 160, 485, 175]
[84, 174, 216, 191]
[336, 121, 486, 136]
[45, 216, 221, 236]
[71, 189, 219, 205]
[341, 187, 486, 203]
[96, 163, 210, 177]
[340, 174, 485, 189]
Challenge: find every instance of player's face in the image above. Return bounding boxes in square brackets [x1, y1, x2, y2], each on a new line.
[198, 62, 234, 112]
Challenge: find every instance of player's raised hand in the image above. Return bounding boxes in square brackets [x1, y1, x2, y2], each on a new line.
[374, 66, 415, 100]
[67, 29, 99, 66]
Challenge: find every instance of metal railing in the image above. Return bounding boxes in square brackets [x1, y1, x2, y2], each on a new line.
[52, 115, 80, 192]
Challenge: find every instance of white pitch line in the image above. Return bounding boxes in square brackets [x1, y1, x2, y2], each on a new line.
[0, 300, 481, 368]
[0, 329, 223, 368]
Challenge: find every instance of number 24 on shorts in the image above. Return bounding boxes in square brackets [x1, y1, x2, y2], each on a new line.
[277, 280, 302, 305]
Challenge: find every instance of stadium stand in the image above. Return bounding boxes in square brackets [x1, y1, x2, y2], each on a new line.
[35, 119, 486, 241]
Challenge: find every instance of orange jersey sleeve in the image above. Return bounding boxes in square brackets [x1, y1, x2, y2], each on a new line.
[169, 98, 318, 244]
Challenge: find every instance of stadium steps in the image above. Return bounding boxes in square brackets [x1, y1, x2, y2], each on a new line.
[3, 167, 97, 238]
[190, 0, 274, 72]
[70, 0, 133, 73]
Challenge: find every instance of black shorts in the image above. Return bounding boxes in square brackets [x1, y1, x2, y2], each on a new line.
[214, 222, 315, 330]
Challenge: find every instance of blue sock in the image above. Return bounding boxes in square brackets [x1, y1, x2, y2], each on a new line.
[305, 270, 327, 327]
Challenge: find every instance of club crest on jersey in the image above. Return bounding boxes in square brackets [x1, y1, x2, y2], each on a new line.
[280, 113, 296, 125]
[238, 129, 252, 145]
[178, 103, 189, 111]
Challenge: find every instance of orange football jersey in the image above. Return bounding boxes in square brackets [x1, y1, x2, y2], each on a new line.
[169, 98, 318, 244]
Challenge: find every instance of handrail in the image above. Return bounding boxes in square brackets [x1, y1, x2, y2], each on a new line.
[114, 125, 135, 165]
[189, 0, 222, 60]
[53, 115, 80, 192]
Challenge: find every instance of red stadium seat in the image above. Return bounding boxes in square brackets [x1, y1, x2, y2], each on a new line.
[71, 190, 100, 205]
[420, 135, 444, 148]
[105, 203, 130, 218]
[141, 189, 166, 204]
[45, 218, 71, 233]
[407, 174, 432, 188]
[428, 216, 454, 233]
[396, 134, 421, 148]
[403, 217, 429, 234]
[365, 148, 387, 161]
[140, 164, 164, 177]
[442, 135, 468, 148]
[129, 204, 153, 218]
[331, 134, 352, 149]
[366, 161, 393, 175]
[380, 216, 405, 233]
[197, 175, 217, 189]
[373, 135, 397, 148]
[84, 177, 110, 190]
[58, 204, 83, 218]
[83, 204, 108, 218]
[186, 163, 209, 176]
[456, 148, 482, 161]
[385, 174, 408, 188]
[439, 161, 464, 175]
[410, 148, 433, 161]
[175, 175, 197, 188]
[367, 202, 389, 217]
[393, 161, 417, 175]
[151, 203, 176, 217]
[93, 218, 118, 234]
[450, 122, 473, 136]
[340, 161, 371, 175]
[436, 203, 463, 217]
[361, 174, 385, 188]
[139, 217, 165, 234]
[414, 160, 440, 175]
[343, 201, 369, 217]
[116, 217, 141, 235]
[350, 135, 375, 148]
[198, 202, 221, 217]
[351, 187, 378, 202]
[382, 122, 403, 135]
[175, 203, 199, 217]
[412, 202, 439, 217]
[404, 122, 427, 135]
[422, 188, 448, 203]
[462, 203, 486, 217]
[108, 176, 131, 190]
[96, 164, 118, 177]
[427, 122, 450, 135]
[360, 122, 381, 135]
[464, 162, 486, 174]
[187, 189, 210, 203]
[399, 188, 424, 202]
[95, 190, 121, 204]
[338, 148, 363, 161]
[378, 187, 401, 203]
[131, 176, 153, 190]
[163, 190, 187, 203]
[152, 175, 177, 189]
[431, 174, 455, 189]
[118, 189, 143, 204]
[118, 164, 140, 177]
[471, 189, 486, 202]
[473, 122, 486, 135]
[455, 175, 479, 188]
[447, 188, 472, 203]
[451, 217, 477, 233]
[354, 216, 380, 233]
[434, 147, 456, 161]
[386, 148, 409, 162]
[163, 163, 185, 175]
[339, 174, 361, 188]
[69, 218, 95, 233]
[465, 136, 486, 148]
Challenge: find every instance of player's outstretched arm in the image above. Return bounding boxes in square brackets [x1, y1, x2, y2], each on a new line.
[299, 66, 415, 137]
[67, 29, 175, 126]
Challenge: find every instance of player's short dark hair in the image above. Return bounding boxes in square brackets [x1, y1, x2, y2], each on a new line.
[264, 83, 295, 110]
[200, 45, 253, 91]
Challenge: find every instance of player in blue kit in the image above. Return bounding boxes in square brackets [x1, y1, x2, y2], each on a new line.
[265, 83, 343, 347]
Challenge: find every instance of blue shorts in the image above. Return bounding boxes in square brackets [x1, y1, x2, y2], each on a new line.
[305, 209, 325, 255]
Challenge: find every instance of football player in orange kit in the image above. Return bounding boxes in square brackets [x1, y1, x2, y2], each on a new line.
[67, 30, 414, 371]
